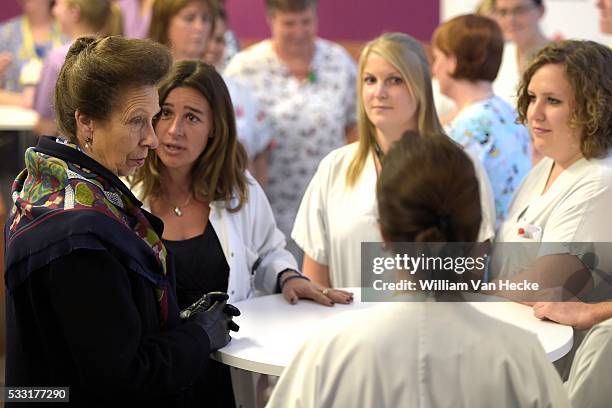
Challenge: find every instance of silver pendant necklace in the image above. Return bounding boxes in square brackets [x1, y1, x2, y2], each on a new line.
[173, 194, 192, 217]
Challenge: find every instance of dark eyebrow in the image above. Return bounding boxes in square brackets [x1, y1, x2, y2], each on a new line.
[162, 102, 204, 115]
[185, 105, 205, 115]
[527, 90, 560, 97]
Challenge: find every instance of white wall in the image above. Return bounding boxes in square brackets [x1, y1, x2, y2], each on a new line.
[440, 0, 610, 44]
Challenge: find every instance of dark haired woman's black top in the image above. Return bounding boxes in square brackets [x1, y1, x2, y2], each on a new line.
[164, 224, 234, 408]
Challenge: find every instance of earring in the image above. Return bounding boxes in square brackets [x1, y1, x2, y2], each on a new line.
[85, 137, 92, 149]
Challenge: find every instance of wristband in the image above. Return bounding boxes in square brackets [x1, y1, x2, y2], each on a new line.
[279, 274, 311, 292]
[275, 268, 297, 292]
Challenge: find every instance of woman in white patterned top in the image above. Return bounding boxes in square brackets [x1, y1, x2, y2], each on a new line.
[224, 0, 358, 262]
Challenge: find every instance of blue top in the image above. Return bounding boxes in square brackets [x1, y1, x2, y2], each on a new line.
[446, 95, 531, 224]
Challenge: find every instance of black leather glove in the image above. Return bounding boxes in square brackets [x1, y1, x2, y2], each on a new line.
[183, 292, 241, 351]
[180, 291, 229, 320]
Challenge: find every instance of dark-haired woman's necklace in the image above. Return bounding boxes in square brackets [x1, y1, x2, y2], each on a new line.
[172, 194, 192, 217]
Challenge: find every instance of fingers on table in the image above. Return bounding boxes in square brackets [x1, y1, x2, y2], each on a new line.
[282, 288, 299, 305]
[309, 288, 335, 307]
[532, 302, 550, 319]
[326, 289, 354, 304]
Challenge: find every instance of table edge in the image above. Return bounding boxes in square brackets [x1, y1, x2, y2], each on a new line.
[212, 349, 284, 376]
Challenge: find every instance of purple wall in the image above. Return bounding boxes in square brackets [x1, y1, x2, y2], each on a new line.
[226, 0, 438, 42]
[1, 1, 440, 43]
[0, 0, 22, 23]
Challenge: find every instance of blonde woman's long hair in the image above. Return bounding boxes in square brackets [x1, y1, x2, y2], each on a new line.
[346, 32, 445, 187]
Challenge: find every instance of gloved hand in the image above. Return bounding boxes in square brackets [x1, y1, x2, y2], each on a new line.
[180, 291, 229, 320]
[183, 292, 241, 351]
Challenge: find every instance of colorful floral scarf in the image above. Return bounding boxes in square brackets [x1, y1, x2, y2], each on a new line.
[5, 137, 171, 325]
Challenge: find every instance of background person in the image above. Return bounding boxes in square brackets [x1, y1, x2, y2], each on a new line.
[33, 0, 122, 136]
[152, 0, 271, 187]
[149, 0, 214, 62]
[597, 0, 612, 36]
[292, 32, 496, 289]
[0, 0, 64, 107]
[491, 0, 550, 105]
[432, 0, 495, 127]
[4, 36, 238, 405]
[203, 4, 229, 70]
[224, 0, 358, 263]
[204, 4, 272, 188]
[268, 132, 569, 408]
[0, 52, 12, 80]
[115, 0, 154, 39]
[432, 14, 531, 224]
[202, 1, 239, 70]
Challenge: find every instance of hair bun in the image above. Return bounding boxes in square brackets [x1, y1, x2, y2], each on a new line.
[66, 36, 98, 59]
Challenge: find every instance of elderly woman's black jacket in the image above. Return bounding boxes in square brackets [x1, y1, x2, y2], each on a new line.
[4, 137, 211, 407]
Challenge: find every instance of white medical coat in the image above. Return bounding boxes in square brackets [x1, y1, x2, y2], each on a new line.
[566, 317, 612, 408]
[496, 152, 612, 295]
[267, 301, 569, 408]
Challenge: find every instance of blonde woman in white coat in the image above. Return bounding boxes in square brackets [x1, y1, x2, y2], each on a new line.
[292, 33, 496, 289]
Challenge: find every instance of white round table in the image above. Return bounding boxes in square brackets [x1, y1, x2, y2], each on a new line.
[214, 289, 574, 376]
[0, 106, 39, 209]
[0, 106, 38, 131]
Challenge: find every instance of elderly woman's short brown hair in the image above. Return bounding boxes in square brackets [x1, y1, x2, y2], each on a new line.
[265, 0, 317, 12]
[54, 36, 171, 142]
[516, 40, 612, 159]
[432, 14, 504, 82]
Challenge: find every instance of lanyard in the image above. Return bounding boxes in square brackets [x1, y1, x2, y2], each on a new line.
[17, 17, 63, 87]
[373, 139, 385, 165]
[19, 16, 63, 61]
